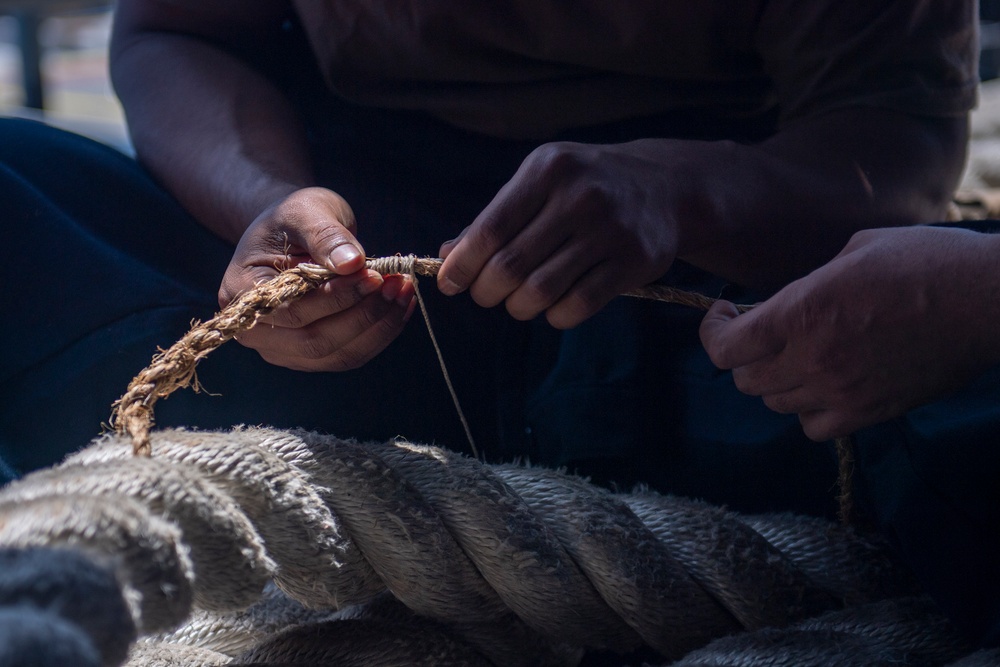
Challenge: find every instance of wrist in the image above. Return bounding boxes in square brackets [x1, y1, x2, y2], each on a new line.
[972, 232, 1000, 367]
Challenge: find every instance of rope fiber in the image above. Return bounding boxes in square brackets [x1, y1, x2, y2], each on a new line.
[0, 427, 984, 666]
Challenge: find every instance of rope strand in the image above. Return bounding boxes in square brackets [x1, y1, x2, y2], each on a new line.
[110, 256, 749, 456]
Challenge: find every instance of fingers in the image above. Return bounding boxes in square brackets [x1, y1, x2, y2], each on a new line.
[437, 173, 548, 297]
[239, 275, 416, 372]
[541, 259, 625, 329]
[438, 227, 469, 259]
[261, 270, 383, 328]
[799, 410, 862, 443]
[274, 187, 364, 275]
[220, 187, 420, 373]
[699, 300, 785, 369]
[502, 242, 601, 323]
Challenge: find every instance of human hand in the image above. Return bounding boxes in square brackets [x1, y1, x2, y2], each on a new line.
[219, 187, 415, 371]
[436, 140, 682, 328]
[699, 226, 1000, 441]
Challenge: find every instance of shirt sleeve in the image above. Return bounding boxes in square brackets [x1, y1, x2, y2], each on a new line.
[756, 0, 979, 125]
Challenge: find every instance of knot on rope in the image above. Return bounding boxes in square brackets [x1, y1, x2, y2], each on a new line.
[366, 254, 418, 277]
[0, 427, 987, 666]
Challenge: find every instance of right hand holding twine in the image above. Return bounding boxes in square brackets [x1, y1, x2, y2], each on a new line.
[219, 187, 416, 372]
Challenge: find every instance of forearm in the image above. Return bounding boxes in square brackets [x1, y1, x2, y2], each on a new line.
[674, 108, 968, 289]
[111, 26, 314, 243]
[943, 229, 1000, 370]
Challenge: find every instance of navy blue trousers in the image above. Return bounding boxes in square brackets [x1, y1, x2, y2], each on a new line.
[1, 111, 998, 645]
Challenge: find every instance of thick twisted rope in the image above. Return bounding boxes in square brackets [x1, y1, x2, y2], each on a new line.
[0, 427, 932, 666]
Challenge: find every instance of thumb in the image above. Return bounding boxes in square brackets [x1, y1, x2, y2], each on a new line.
[438, 226, 470, 259]
[699, 300, 742, 368]
[289, 194, 366, 275]
[699, 300, 783, 369]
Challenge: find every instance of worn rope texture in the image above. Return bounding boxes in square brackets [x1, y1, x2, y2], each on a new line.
[109, 257, 751, 457]
[0, 426, 983, 666]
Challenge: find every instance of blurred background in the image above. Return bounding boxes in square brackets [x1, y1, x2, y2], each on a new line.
[0, 1, 125, 150]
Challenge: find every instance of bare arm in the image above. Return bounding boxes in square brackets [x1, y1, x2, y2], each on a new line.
[679, 108, 968, 286]
[111, 0, 415, 372]
[111, 0, 315, 242]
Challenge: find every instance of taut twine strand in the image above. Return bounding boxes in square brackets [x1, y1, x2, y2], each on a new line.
[109, 255, 854, 521]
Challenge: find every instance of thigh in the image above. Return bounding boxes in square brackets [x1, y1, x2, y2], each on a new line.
[0, 119, 234, 474]
[854, 329, 1000, 643]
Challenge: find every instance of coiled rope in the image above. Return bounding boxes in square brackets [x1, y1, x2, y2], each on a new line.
[0, 427, 989, 666]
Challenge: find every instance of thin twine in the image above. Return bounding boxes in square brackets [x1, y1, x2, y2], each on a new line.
[368, 256, 479, 459]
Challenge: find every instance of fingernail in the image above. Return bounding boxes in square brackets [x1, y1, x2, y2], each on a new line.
[381, 275, 403, 302]
[438, 276, 463, 296]
[329, 244, 361, 269]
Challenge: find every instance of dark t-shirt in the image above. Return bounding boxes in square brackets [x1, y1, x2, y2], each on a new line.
[293, 0, 978, 138]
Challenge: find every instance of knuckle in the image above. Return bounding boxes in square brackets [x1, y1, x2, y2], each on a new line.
[520, 273, 562, 306]
[506, 304, 539, 322]
[273, 188, 357, 238]
[280, 305, 308, 329]
[505, 294, 542, 322]
[296, 328, 334, 361]
[313, 225, 355, 251]
[545, 288, 605, 329]
[572, 181, 614, 216]
[356, 301, 389, 331]
[470, 217, 507, 257]
[849, 228, 877, 246]
[255, 346, 294, 369]
[320, 281, 364, 314]
[544, 308, 575, 330]
[272, 190, 312, 222]
[804, 349, 843, 379]
[490, 248, 531, 283]
[567, 285, 607, 318]
[529, 141, 585, 178]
